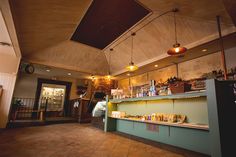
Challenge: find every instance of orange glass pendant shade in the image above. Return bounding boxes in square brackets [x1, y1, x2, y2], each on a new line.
[167, 9, 187, 56]
[167, 43, 187, 56]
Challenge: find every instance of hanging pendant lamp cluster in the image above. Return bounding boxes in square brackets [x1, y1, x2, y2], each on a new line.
[167, 9, 187, 56]
[104, 8, 186, 77]
[126, 32, 138, 72]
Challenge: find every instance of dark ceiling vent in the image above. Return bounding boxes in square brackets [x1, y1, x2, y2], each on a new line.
[71, 0, 150, 50]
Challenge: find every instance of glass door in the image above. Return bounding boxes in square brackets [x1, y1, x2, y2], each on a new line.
[39, 84, 66, 118]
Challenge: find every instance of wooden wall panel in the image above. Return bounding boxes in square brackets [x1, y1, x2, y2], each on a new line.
[13, 73, 80, 100]
[0, 73, 17, 128]
[57, 77, 78, 100]
[118, 78, 130, 96]
[131, 73, 148, 86]
[225, 46, 236, 70]
[178, 52, 222, 80]
[118, 52, 224, 90]
[93, 78, 117, 96]
[13, 73, 38, 98]
[148, 65, 177, 83]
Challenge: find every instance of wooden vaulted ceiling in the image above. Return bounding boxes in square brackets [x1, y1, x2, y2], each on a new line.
[9, 0, 236, 76]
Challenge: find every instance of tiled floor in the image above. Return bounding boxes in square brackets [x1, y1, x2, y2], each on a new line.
[0, 123, 207, 157]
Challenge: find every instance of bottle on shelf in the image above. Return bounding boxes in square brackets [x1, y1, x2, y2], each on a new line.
[149, 80, 156, 96]
[167, 87, 172, 95]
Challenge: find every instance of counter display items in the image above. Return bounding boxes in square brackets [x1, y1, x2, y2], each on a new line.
[113, 113, 187, 123]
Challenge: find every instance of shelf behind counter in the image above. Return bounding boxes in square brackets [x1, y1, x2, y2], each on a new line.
[105, 90, 210, 155]
[110, 90, 206, 103]
[109, 116, 209, 131]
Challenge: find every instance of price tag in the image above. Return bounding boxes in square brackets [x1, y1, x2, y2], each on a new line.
[146, 124, 159, 132]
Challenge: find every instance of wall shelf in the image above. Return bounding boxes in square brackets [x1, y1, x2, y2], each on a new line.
[110, 90, 206, 103]
[109, 116, 209, 131]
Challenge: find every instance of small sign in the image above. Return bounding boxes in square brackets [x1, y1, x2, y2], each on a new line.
[146, 124, 159, 132]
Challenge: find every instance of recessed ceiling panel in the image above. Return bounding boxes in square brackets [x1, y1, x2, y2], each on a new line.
[71, 0, 150, 49]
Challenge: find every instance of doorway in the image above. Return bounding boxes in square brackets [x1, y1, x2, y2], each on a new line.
[39, 84, 66, 117]
[34, 78, 72, 119]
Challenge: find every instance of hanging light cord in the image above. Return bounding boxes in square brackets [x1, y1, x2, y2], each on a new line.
[105, 9, 177, 52]
[174, 11, 178, 44]
[109, 49, 112, 74]
[131, 33, 134, 63]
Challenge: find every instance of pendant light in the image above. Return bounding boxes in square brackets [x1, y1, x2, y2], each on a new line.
[167, 9, 187, 56]
[126, 32, 138, 71]
[106, 48, 112, 80]
[90, 74, 95, 81]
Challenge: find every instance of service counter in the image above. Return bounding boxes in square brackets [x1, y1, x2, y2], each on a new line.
[105, 79, 236, 157]
[105, 90, 210, 155]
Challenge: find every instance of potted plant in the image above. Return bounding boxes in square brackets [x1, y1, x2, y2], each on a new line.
[167, 77, 191, 94]
[10, 99, 22, 121]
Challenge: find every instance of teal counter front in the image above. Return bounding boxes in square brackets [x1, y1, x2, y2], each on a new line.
[104, 91, 210, 155]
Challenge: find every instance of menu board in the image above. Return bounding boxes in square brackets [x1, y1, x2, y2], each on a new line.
[146, 124, 159, 132]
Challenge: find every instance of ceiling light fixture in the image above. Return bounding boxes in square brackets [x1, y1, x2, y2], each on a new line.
[68, 73, 72, 76]
[167, 8, 187, 56]
[91, 74, 95, 81]
[154, 64, 158, 68]
[46, 69, 50, 72]
[126, 32, 138, 72]
[202, 49, 207, 52]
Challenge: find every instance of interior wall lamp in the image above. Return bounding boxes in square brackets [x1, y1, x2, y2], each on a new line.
[167, 8, 187, 56]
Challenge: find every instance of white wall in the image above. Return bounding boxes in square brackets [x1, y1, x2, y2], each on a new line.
[13, 73, 80, 100]
[0, 73, 17, 128]
[13, 73, 38, 98]
[0, 0, 21, 128]
[0, 53, 20, 128]
[0, 53, 20, 74]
